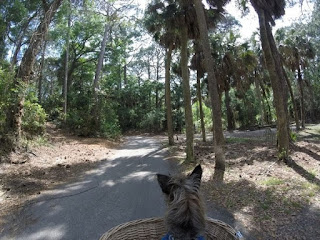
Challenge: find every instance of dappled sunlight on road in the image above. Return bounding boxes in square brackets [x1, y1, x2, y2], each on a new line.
[120, 171, 156, 183]
[0, 135, 170, 240]
[15, 225, 66, 240]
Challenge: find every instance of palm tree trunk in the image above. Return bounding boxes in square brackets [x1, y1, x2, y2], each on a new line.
[165, 45, 174, 145]
[305, 76, 316, 122]
[254, 73, 265, 126]
[225, 88, 235, 131]
[254, 6, 290, 161]
[180, 24, 194, 163]
[297, 67, 305, 129]
[197, 71, 206, 142]
[193, 0, 225, 181]
[260, 82, 272, 124]
[283, 69, 300, 130]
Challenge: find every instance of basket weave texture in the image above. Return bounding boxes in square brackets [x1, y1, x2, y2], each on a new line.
[99, 217, 239, 240]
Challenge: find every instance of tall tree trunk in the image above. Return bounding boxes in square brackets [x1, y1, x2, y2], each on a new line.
[147, 57, 151, 80]
[50, 77, 54, 96]
[254, 73, 264, 126]
[260, 82, 272, 124]
[156, 55, 160, 82]
[93, 24, 109, 94]
[124, 64, 127, 85]
[225, 87, 235, 131]
[8, 0, 63, 142]
[156, 63, 160, 110]
[38, 38, 47, 104]
[197, 71, 206, 142]
[193, 0, 225, 182]
[11, 11, 38, 68]
[118, 64, 122, 89]
[156, 87, 159, 109]
[266, 20, 291, 139]
[180, 25, 194, 163]
[283, 69, 300, 130]
[63, 1, 71, 123]
[92, 23, 110, 129]
[297, 67, 305, 129]
[305, 76, 316, 122]
[165, 45, 174, 145]
[253, 5, 290, 161]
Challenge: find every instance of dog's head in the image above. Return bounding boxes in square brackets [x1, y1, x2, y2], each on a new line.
[156, 165, 202, 201]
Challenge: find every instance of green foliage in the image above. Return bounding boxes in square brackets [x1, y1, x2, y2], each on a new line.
[21, 86, 47, 137]
[2, 0, 319, 150]
[290, 131, 297, 142]
[115, 79, 165, 132]
[0, 64, 46, 138]
[0, 64, 14, 134]
[261, 177, 285, 186]
[140, 109, 165, 132]
[22, 100, 46, 136]
[234, 87, 260, 128]
[42, 93, 64, 121]
[99, 98, 121, 139]
[100, 120, 121, 139]
[171, 80, 184, 133]
[192, 101, 212, 132]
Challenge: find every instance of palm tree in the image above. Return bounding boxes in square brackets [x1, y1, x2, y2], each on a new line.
[249, 0, 290, 162]
[277, 28, 315, 129]
[178, 0, 195, 162]
[191, 40, 206, 142]
[208, 33, 234, 131]
[145, 0, 180, 146]
[146, 0, 198, 162]
[192, 0, 229, 181]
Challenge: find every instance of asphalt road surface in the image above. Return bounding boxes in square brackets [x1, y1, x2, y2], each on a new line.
[0, 136, 252, 240]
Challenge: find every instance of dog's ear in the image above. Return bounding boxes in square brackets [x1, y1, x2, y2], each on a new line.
[157, 174, 172, 195]
[189, 165, 202, 188]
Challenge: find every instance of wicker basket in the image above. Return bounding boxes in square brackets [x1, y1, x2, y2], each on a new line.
[99, 217, 242, 240]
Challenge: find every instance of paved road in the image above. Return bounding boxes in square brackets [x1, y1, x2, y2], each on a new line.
[1, 135, 252, 240]
[1, 136, 173, 240]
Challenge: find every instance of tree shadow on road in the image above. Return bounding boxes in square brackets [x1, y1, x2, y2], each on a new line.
[0, 137, 171, 240]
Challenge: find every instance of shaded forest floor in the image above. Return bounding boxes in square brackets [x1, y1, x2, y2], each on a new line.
[0, 123, 119, 230]
[172, 124, 320, 240]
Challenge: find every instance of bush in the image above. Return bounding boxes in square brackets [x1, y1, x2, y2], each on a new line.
[101, 121, 121, 139]
[192, 101, 213, 133]
[65, 91, 122, 139]
[42, 93, 64, 121]
[22, 100, 47, 136]
[0, 64, 14, 134]
[140, 109, 164, 132]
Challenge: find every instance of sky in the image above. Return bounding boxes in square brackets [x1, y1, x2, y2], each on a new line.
[225, 0, 314, 40]
[136, 0, 314, 41]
